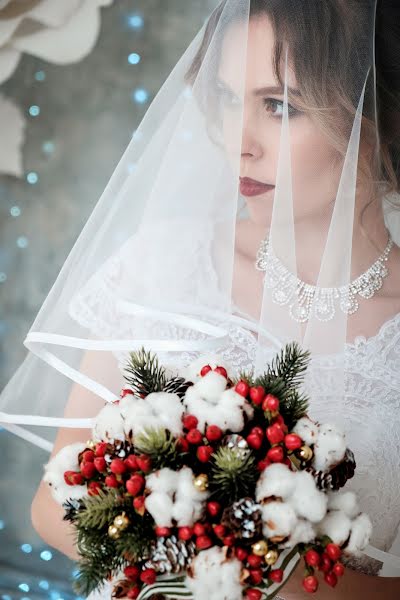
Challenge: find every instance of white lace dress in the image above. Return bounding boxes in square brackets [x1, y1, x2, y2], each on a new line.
[68, 220, 400, 598]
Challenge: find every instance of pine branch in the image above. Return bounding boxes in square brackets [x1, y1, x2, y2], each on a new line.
[114, 514, 155, 562]
[76, 488, 128, 530]
[73, 527, 121, 596]
[261, 342, 310, 389]
[135, 428, 180, 470]
[123, 347, 167, 397]
[210, 447, 258, 502]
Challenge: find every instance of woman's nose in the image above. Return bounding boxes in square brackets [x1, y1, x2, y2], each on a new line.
[240, 108, 264, 160]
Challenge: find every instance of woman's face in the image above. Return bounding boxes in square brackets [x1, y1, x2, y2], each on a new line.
[217, 15, 343, 228]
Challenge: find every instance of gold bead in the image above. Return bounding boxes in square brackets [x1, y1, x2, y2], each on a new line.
[265, 549, 279, 565]
[114, 513, 130, 531]
[86, 439, 96, 450]
[252, 540, 269, 556]
[108, 524, 121, 540]
[193, 473, 209, 492]
[298, 445, 313, 462]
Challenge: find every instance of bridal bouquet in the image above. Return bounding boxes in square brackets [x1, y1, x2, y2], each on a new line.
[44, 344, 372, 599]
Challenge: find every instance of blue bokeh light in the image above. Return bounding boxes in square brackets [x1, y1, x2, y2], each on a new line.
[10, 205, 21, 217]
[20, 543, 33, 553]
[28, 105, 40, 117]
[0, 519, 4, 529]
[0, 273, 6, 283]
[40, 550, 53, 561]
[26, 172, 39, 185]
[42, 141, 55, 154]
[128, 52, 141, 65]
[126, 14, 144, 29]
[17, 236, 29, 249]
[18, 583, 30, 592]
[132, 88, 149, 104]
[35, 70, 46, 82]
[39, 580, 50, 590]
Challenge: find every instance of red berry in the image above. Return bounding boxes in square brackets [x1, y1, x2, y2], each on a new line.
[124, 565, 140, 581]
[326, 543, 342, 562]
[266, 424, 285, 445]
[247, 433, 263, 450]
[247, 554, 263, 568]
[176, 437, 189, 453]
[196, 535, 213, 549]
[183, 414, 199, 430]
[105, 474, 119, 488]
[94, 457, 107, 473]
[267, 446, 285, 463]
[213, 524, 226, 538]
[200, 365, 212, 377]
[257, 458, 271, 471]
[140, 568, 157, 585]
[126, 474, 145, 496]
[187, 429, 203, 445]
[324, 572, 338, 588]
[88, 481, 102, 496]
[124, 454, 139, 471]
[70, 471, 85, 485]
[120, 388, 134, 398]
[249, 386, 266, 405]
[235, 547, 248, 562]
[80, 461, 96, 479]
[178, 526, 194, 541]
[136, 455, 152, 473]
[95, 442, 108, 457]
[214, 366, 228, 378]
[251, 426, 264, 438]
[284, 433, 303, 451]
[82, 450, 95, 463]
[235, 380, 250, 397]
[155, 526, 172, 537]
[126, 586, 141, 599]
[206, 425, 223, 442]
[305, 549, 321, 567]
[249, 568, 263, 585]
[319, 553, 332, 573]
[197, 445, 214, 463]
[246, 590, 262, 600]
[222, 534, 235, 546]
[133, 495, 146, 512]
[110, 458, 127, 475]
[332, 562, 345, 577]
[263, 394, 280, 412]
[269, 569, 284, 583]
[207, 501, 221, 517]
[302, 575, 319, 593]
[193, 523, 206, 536]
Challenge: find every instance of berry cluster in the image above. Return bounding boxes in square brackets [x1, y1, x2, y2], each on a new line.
[302, 543, 345, 593]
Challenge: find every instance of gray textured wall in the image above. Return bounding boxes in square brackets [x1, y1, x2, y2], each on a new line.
[0, 2, 216, 598]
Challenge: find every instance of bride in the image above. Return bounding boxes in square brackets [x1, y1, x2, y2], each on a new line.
[1, 0, 399, 599]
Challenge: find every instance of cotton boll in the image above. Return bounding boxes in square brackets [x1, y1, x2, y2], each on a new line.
[292, 417, 319, 446]
[256, 464, 296, 502]
[289, 471, 328, 523]
[145, 492, 175, 527]
[327, 491, 360, 519]
[92, 402, 125, 442]
[313, 423, 346, 471]
[261, 501, 298, 538]
[185, 547, 242, 600]
[317, 510, 352, 546]
[184, 385, 216, 431]
[193, 370, 228, 403]
[346, 513, 373, 553]
[145, 392, 184, 436]
[180, 354, 231, 383]
[121, 393, 184, 438]
[283, 519, 316, 548]
[43, 442, 87, 505]
[172, 467, 208, 526]
[146, 468, 178, 494]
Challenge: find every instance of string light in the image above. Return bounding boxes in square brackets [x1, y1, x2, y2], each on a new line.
[16, 236, 29, 249]
[28, 105, 40, 117]
[40, 550, 53, 561]
[18, 583, 30, 592]
[126, 14, 144, 29]
[38, 580, 50, 590]
[128, 52, 141, 65]
[132, 88, 149, 104]
[42, 141, 55, 154]
[34, 70, 46, 81]
[26, 172, 39, 184]
[20, 543, 33, 553]
[10, 206, 21, 217]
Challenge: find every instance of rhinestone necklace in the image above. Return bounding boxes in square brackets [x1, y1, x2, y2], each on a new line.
[255, 233, 394, 323]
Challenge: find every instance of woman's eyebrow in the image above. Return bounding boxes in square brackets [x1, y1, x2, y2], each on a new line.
[216, 77, 300, 97]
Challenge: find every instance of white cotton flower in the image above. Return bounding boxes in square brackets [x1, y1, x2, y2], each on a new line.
[289, 471, 328, 523]
[283, 519, 316, 548]
[185, 547, 242, 600]
[92, 402, 125, 442]
[313, 423, 346, 471]
[317, 510, 352, 546]
[261, 501, 298, 539]
[120, 392, 184, 439]
[327, 491, 360, 519]
[292, 417, 319, 446]
[179, 354, 232, 383]
[43, 442, 87, 505]
[256, 464, 296, 502]
[145, 467, 209, 527]
[184, 379, 253, 433]
[346, 513, 373, 554]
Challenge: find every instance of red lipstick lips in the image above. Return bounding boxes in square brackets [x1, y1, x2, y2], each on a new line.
[239, 177, 275, 197]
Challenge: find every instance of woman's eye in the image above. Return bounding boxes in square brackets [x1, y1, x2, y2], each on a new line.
[216, 85, 241, 107]
[264, 98, 299, 118]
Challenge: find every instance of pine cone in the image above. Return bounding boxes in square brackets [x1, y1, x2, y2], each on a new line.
[162, 377, 193, 399]
[143, 535, 197, 575]
[221, 497, 263, 540]
[307, 448, 356, 491]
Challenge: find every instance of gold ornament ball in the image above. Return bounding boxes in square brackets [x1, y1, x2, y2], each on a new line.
[86, 439, 96, 450]
[252, 540, 269, 556]
[114, 513, 130, 530]
[299, 445, 313, 462]
[194, 473, 209, 492]
[108, 524, 121, 540]
[265, 549, 279, 565]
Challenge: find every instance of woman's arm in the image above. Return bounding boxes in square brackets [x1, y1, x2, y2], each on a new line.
[280, 558, 400, 600]
[30, 348, 123, 561]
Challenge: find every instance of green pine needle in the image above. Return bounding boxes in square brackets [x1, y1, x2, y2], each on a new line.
[135, 427, 180, 470]
[76, 488, 128, 531]
[123, 346, 167, 396]
[210, 447, 258, 502]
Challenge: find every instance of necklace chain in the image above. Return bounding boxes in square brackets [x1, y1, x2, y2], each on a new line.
[255, 234, 394, 323]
